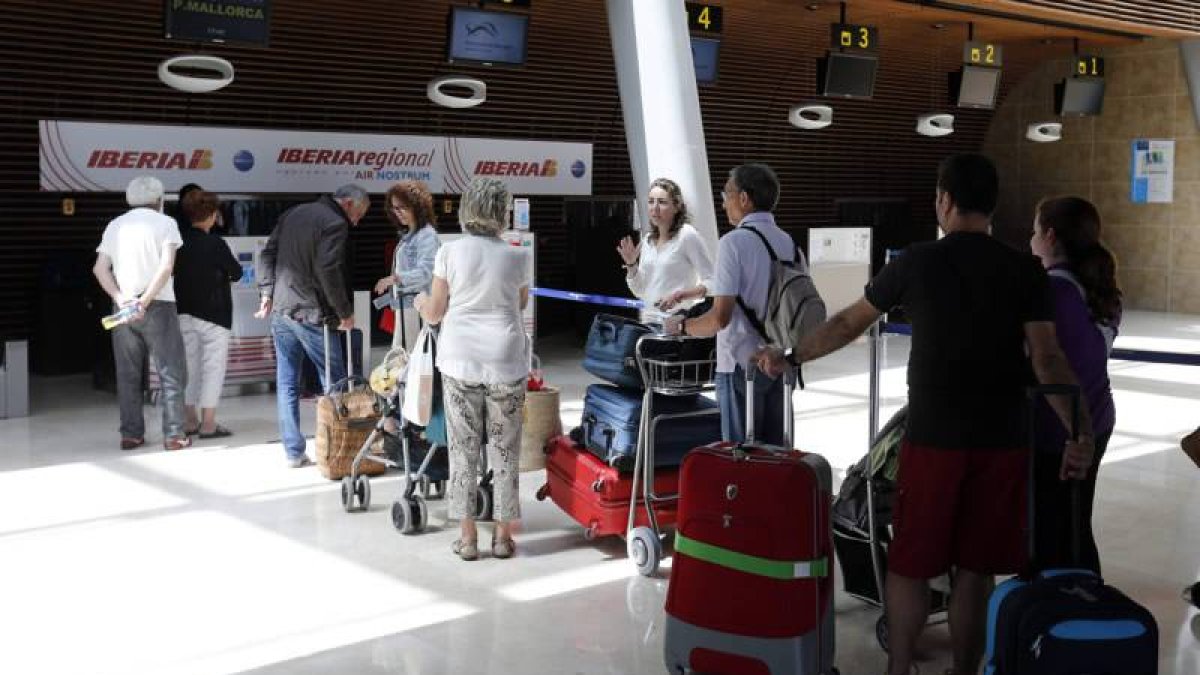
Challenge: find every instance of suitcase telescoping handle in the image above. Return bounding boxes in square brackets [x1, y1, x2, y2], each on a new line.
[322, 323, 356, 396]
[743, 361, 795, 449]
[1026, 384, 1084, 569]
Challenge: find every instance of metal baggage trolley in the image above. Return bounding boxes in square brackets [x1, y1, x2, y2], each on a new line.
[625, 334, 720, 577]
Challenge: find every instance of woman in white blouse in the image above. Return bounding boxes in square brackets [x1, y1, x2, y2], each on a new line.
[616, 177, 714, 325]
[416, 177, 530, 562]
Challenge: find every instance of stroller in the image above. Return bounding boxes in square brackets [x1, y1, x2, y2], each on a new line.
[339, 300, 456, 535]
[831, 323, 950, 651]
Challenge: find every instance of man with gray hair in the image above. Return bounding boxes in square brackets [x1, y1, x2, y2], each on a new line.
[93, 175, 191, 451]
[665, 163, 801, 446]
[256, 184, 370, 467]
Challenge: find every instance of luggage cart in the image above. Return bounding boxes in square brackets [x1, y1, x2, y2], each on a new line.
[625, 334, 720, 577]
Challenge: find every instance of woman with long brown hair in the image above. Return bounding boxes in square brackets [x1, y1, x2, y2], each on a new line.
[616, 177, 713, 324]
[1029, 195, 1122, 574]
[374, 180, 440, 350]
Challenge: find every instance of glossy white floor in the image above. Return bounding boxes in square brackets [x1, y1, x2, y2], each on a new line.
[1, 310, 1198, 675]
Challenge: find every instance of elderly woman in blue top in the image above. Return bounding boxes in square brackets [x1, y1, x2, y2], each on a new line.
[374, 180, 440, 350]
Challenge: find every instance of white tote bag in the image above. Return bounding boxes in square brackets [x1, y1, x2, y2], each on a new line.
[402, 326, 436, 426]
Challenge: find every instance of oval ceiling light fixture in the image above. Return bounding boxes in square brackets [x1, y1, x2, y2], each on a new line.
[789, 103, 833, 130]
[1026, 121, 1063, 142]
[427, 75, 487, 109]
[916, 113, 955, 137]
[158, 55, 235, 93]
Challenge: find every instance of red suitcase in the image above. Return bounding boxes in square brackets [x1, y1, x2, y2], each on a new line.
[664, 368, 837, 675]
[537, 434, 679, 540]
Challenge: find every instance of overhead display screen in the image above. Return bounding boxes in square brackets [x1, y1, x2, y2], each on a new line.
[447, 7, 529, 66]
[691, 36, 720, 84]
[164, 0, 271, 45]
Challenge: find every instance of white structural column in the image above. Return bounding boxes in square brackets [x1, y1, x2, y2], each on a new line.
[607, 0, 718, 257]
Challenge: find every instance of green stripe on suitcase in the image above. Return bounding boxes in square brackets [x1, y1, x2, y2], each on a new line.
[674, 532, 827, 580]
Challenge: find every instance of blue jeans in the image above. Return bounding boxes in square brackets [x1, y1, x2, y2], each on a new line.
[271, 314, 346, 460]
[716, 365, 786, 447]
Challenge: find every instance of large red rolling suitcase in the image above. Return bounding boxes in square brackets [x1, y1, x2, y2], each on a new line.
[664, 367, 837, 675]
[536, 434, 679, 540]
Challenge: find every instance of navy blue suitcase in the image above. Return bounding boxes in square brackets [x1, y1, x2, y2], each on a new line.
[983, 385, 1158, 675]
[582, 314, 652, 389]
[581, 384, 721, 471]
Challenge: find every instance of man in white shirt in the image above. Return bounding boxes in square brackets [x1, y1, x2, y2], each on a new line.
[93, 176, 190, 451]
[666, 164, 798, 446]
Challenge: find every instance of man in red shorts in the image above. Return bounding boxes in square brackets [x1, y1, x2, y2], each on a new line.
[756, 153, 1094, 675]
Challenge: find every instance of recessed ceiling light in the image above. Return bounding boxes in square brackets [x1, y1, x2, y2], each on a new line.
[931, 23, 946, 29]
[806, 3, 821, 10]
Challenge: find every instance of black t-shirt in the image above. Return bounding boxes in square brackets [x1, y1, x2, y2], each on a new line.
[864, 231, 1053, 449]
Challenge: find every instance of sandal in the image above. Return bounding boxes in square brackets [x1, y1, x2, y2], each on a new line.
[492, 535, 516, 559]
[452, 539, 479, 561]
[120, 437, 144, 451]
[198, 425, 233, 439]
[163, 436, 192, 451]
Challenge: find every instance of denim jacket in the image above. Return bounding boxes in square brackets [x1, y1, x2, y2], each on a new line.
[392, 223, 440, 308]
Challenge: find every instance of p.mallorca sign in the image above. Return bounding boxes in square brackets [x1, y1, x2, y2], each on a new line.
[39, 120, 593, 196]
[165, 0, 271, 45]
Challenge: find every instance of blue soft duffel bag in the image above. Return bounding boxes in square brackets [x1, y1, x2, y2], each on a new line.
[582, 314, 651, 389]
[581, 384, 721, 471]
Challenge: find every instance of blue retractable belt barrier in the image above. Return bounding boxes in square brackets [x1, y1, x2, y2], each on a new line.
[881, 322, 1200, 366]
[531, 287, 645, 309]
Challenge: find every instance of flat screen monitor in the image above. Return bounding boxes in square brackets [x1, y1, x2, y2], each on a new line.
[1055, 77, 1106, 116]
[820, 52, 878, 99]
[691, 37, 720, 84]
[446, 7, 529, 66]
[954, 65, 1002, 109]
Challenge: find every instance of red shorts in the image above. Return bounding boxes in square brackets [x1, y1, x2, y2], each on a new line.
[888, 440, 1029, 579]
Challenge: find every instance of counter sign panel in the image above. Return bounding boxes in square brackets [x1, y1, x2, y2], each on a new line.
[686, 3, 723, 34]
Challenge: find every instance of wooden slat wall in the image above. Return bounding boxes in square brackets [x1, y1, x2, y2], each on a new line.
[1017, 0, 1200, 36]
[0, 0, 1067, 343]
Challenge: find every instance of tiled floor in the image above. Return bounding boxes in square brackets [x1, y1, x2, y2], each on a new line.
[1, 310, 1199, 674]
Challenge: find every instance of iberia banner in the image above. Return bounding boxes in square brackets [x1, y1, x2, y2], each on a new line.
[39, 120, 593, 196]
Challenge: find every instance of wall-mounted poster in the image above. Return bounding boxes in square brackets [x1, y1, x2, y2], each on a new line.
[1131, 138, 1174, 204]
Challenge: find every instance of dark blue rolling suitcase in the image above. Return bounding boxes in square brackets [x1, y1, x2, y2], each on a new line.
[582, 314, 651, 389]
[983, 385, 1158, 675]
[581, 384, 721, 471]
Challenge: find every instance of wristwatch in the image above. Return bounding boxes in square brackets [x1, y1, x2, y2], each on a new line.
[783, 347, 798, 366]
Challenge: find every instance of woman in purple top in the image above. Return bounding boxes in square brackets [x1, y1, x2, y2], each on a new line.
[1029, 196, 1123, 574]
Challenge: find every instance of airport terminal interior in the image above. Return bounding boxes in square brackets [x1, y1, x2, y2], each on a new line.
[3, 1, 1200, 673]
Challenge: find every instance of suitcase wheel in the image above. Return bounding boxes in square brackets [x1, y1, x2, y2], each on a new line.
[474, 483, 494, 522]
[341, 474, 370, 513]
[628, 526, 662, 577]
[535, 484, 549, 501]
[875, 614, 889, 653]
[583, 523, 599, 541]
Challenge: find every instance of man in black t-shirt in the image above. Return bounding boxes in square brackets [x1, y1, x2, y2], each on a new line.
[755, 154, 1095, 675]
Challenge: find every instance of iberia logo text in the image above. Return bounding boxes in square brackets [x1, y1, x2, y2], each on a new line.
[87, 149, 213, 170]
[475, 160, 557, 177]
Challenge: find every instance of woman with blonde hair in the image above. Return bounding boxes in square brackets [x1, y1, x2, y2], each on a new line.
[616, 177, 714, 324]
[375, 180, 440, 350]
[416, 177, 530, 561]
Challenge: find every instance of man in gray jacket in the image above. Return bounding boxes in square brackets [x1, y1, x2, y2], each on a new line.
[256, 184, 370, 467]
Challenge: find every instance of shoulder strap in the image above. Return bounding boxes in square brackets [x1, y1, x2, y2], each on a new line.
[735, 226, 772, 342]
[1047, 268, 1086, 300]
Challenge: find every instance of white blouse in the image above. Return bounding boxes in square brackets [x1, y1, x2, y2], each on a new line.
[626, 223, 715, 324]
